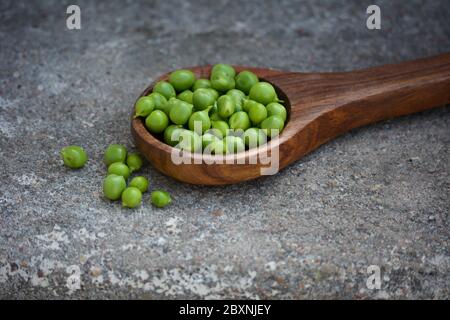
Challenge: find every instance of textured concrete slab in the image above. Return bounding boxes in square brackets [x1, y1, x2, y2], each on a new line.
[0, 0, 449, 299]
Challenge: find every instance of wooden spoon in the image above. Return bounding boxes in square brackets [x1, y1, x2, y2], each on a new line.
[131, 53, 450, 185]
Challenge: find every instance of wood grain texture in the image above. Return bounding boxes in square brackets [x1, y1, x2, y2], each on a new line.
[131, 53, 450, 185]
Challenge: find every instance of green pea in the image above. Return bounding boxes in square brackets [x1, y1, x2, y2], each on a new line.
[134, 96, 155, 118]
[129, 176, 149, 193]
[151, 190, 172, 208]
[217, 95, 236, 118]
[249, 82, 278, 105]
[208, 139, 226, 155]
[107, 162, 130, 180]
[211, 64, 236, 78]
[193, 88, 216, 111]
[104, 144, 127, 166]
[169, 100, 193, 125]
[244, 128, 267, 148]
[248, 101, 267, 125]
[228, 111, 250, 131]
[164, 124, 184, 147]
[266, 102, 287, 122]
[103, 174, 126, 201]
[206, 88, 220, 101]
[260, 115, 285, 137]
[177, 129, 202, 153]
[243, 99, 260, 113]
[188, 108, 212, 134]
[177, 90, 194, 104]
[126, 153, 143, 173]
[156, 97, 177, 116]
[211, 71, 235, 92]
[202, 133, 219, 149]
[145, 110, 169, 134]
[153, 81, 176, 100]
[61, 145, 88, 169]
[235, 71, 259, 94]
[211, 120, 229, 137]
[192, 79, 212, 91]
[147, 92, 167, 109]
[121, 187, 142, 208]
[224, 136, 245, 154]
[168, 69, 196, 92]
[226, 89, 245, 109]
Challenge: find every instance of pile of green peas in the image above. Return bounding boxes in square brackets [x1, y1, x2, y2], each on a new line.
[60, 144, 171, 208]
[135, 64, 288, 154]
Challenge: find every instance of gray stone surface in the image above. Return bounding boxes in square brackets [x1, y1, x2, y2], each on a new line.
[0, 0, 449, 299]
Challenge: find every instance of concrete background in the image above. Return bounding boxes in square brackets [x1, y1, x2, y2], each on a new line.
[0, 0, 449, 299]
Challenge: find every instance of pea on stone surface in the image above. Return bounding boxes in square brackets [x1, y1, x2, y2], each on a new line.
[104, 144, 127, 166]
[61, 145, 88, 169]
[151, 190, 172, 208]
[126, 153, 144, 173]
[103, 174, 126, 201]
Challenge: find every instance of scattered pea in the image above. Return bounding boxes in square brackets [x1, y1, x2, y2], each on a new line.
[151, 190, 172, 208]
[126, 153, 143, 173]
[129, 176, 149, 193]
[103, 174, 126, 200]
[121, 187, 142, 208]
[104, 144, 127, 166]
[107, 162, 130, 180]
[61, 145, 88, 169]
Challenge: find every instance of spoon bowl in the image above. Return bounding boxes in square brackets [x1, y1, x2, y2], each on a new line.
[132, 54, 450, 185]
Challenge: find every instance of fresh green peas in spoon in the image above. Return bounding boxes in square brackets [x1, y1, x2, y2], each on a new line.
[127, 153, 143, 173]
[224, 136, 245, 154]
[260, 115, 285, 138]
[228, 111, 250, 131]
[61, 145, 88, 169]
[266, 102, 287, 122]
[151, 190, 172, 208]
[193, 88, 216, 111]
[168, 69, 196, 92]
[147, 92, 167, 109]
[145, 110, 169, 133]
[211, 120, 229, 137]
[153, 81, 176, 100]
[107, 162, 130, 180]
[235, 70, 259, 94]
[211, 64, 236, 78]
[134, 96, 154, 118]
[177, 129, 202, 153]
[129, 176, 149, 193]
[188, 107, 212, 134]
[103, 174, 126, 200]
[217, 95, 236, 118]
[249, 82, 278, 105]
[121, 187, 142, 208]
[177, 90, 194, 104]
[211, 71, 235, 92]
[244, 128, 267, 148]
[164, 124, 184, 147]
[104, 144, 127, 166]
[169, 100, 193, 125]
[192, 79, 212, 91]
[248, 101, 267, 125]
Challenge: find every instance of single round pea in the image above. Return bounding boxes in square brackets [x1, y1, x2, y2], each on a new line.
[147, 92, 167, 109]
[169, 100, 193, 125]
[177, 90, 194, 104]
[202, 132, 219, 149]
[168, 69, 196, 92]
[260, 115, 285, 137]
[208, 139, 226, 155]
[151, 190, 172, 208]
[145, 110, 169, 133]
[177, 129, 202, 153]
[266, 102, 287, 122]
[249, 82, 278, 105]
[188, 109, 211, 134]
[103, 174, 126, 201]
[205, 88, 220, 101]
[104, 144, 127, 166]
[134, 96, 155, 118]
[126, 153, 143, 173]
[122, 187, 142, 208]
[153, 81, 176, 100]
[217, 95, 236, 118]
[228, 111, 250, 131]
[164, 124, 183, 147]
[224, 136, 245, 154]
[192, 79, 212, 91]
[211, 120, 229, 137]
[211, 64, 236, 78]
[193, 88, 216, 110]
[248, 101, 267, 125]
[227, 89, 245, 108]
[244, 128, 267, 148]
[107, 162, 130, 180]
[235, 71, 259, 94]
[129, 176, 149, 193]
[61, 145, 88, 169]
[211, 71, 235, 92]
[243, 99, 260, 113]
